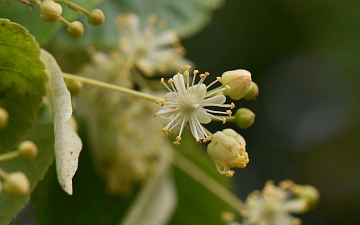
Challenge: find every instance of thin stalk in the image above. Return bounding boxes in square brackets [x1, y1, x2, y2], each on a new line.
[62, 73, 160, 102]
[0, 151, 19, 162]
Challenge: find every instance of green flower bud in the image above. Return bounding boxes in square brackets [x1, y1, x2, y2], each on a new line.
[243, 81, 259, 100]
[0, 107, 9, 130]
[3, 172, 30, 197]
[221, 69, 252, 100]
[67, 21, 84, 39]
[65, 79, 83, 96]
[18, 140, 38, 160]
[295, 185, 320, 210]
[40, 0, 62, 22]
[207, 129, 249, 177]
[234, 108, 255, 129]
[87, 9, 105, 26]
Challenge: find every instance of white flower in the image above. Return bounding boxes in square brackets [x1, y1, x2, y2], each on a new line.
[115, 13, 192, 77]
[207, 129, 249, 177]
[221, 69, 252, 100]
[242, 181, 308, 225]
[155, 65, 235, 144]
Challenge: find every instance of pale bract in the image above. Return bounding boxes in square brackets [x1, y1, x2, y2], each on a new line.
[40, 49, 82, 195]
[155, 66, 234, 144]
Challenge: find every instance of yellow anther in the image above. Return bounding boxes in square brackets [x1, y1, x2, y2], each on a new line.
[216, 76, 222, 82]
[160, 78, 165, 84]
[225, 85, 230, 90]
[196, 139, 202, 144]
[230, 102, 235, 109]
[193, 70, 199, 75]
[176, 136, 182, 141]
[173, 141, 180, 145]
[226, 110, 232, 116]
[176, 69, 181, 74]
[203, 136, 212, 143]
[222, 118, 226, 124]
[168, 78, 173, 84]
[184, 65, 191, 70]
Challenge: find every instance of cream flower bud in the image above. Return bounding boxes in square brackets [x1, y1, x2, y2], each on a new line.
[40, 0, 62, 22]
[67, 21, 84, 39]
[0, 107, 9, 130]
[18, 140, 38, 160]
[87, 9, 105, 26]
[234, 108, 255, 129]
[243, 81, 259, 100]
[221, 69, 252, 100]
[3, 172, 30, 197]
[295, 185, 320, 210]
[207, 129, 249, 177]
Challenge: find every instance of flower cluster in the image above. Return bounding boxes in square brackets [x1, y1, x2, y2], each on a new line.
[155, 65, 235, 145]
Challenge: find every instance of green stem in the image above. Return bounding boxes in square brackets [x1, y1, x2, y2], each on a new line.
[0, 167, 9, 180]
[56, 0, 89, 15]
[172, 150, 244, 211]
[0, 151, 20, 162]
[62, 73, 160, 102]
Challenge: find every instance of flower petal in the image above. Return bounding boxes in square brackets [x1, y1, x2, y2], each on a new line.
[172, 73, 186, 94]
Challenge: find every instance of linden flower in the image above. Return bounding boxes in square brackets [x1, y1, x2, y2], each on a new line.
[155, 65, 235, 145]
[242, 181, 309, 225]
[115, 13, 192, 77]
[207, 129, 249, 177]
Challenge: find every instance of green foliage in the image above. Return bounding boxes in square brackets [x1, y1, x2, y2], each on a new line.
[0, 106, 55, 225]
[0, 19, 47, 152]
[48, 0, 225, 48]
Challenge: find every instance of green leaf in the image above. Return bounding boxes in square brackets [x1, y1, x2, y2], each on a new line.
[0, 106, 55, 225]
[49, 0, 225, 48]
[0, 0, 102, 45]
[0, 19, 47, 152]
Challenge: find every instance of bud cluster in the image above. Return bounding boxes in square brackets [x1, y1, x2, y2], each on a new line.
[32, 0, 105, 38]
[0, 141, 38, 197]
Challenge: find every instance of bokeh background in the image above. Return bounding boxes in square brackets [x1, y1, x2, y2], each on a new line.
[182, 0, 360, 224]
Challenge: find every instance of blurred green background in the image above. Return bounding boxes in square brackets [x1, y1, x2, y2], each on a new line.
[182, 0, 360, 224]
[3, 0, 360, 224]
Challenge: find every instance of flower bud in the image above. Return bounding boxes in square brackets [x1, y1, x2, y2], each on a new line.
[243, 81, 259, 100]
[221, 69, 252, 100]
[65, 79, 83, 96]
[87, 9, 105, 26]
[40, 0, 62, 22]
[67, 21, 84, 38]
[207, 129, 249, 177]
[0, 107, 9, 130]
[295, 185, 320, 210]
[234, 108, 255, 129]
[18, 140, 38, 160]
[3, 172, 30, 197]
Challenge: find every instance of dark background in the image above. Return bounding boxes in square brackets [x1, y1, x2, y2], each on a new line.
[182, 0, 360, 224]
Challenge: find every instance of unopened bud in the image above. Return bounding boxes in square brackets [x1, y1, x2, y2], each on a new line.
[40, 0, 62, 22]
[87, 9, 105, 26]
[221, 69, 252, 100]
[243, 81, 259, 100]
[207, 129, 249, 177]
[234, 108, 255, 129]
[0, 107, 9, 130]
[3, 172, 30, 197]
[65, 79, 83, 96]
[18, 140, 38, 160]
[67, 21, 84, 38]
[295, 185, 320, 210]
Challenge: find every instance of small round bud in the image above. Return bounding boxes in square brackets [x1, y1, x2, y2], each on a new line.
[40, 0, 62, 22]
[234, 108, 255, 129]
[207, 129, 249, 177]
[3, 172, 30, 197]
[221, 69, 252, 100]
[18, 140, 38, 160]
[243, 81, 259, 100]
[87, 9, 105, 26]
[65, 79, 83, 96]
[295, 185, 320, 210]
[67, 21, 84, 38]
[0, 107, 9, 130]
